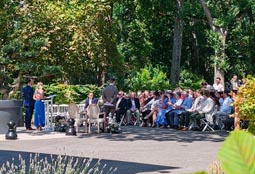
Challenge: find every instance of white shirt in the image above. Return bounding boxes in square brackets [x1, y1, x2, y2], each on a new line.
[131, 99, 136, 109]
[116, 97, 122, 110]
[213, 83, 224, 92]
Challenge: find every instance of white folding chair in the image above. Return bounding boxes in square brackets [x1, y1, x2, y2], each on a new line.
[200, 118, 215, 132]
[119, 113, 127, 126]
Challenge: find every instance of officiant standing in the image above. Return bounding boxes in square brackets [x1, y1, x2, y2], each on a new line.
[102, 78, 118, 118]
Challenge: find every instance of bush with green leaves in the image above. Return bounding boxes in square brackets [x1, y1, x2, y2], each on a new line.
[234, 76, 255, 134]
[0, 153, 116, 174]
[43, 84, 102, 104]
[178, 69, 204, 90]
[125, 65, 169, 91]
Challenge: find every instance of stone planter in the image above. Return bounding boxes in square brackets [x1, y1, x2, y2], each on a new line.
[0, 100, 23, 134]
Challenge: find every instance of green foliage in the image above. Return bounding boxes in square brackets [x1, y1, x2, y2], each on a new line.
[125, 65, 169, 91]
[206, 30, 230, 72]
[179, 69, 204, 90]
[44, 84, 102, 104]
[237, 76, 255, 120]
[1, 0, 255, 93]
[0, 153, 116, 174]
[0, 0, 122, 86]
[235, 76, 255, 134]
[218, 131, 255, 174]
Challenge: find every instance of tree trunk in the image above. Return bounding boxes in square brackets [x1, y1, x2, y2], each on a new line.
[170, 0, 184, 86]
[190, 31, 200, 73]
[200, 0, 227, 86]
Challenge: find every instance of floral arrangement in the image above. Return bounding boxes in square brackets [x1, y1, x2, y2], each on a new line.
[106, 114, 121, 134]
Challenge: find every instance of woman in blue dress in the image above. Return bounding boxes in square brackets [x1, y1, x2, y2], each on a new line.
[33, 82, 45, 131]
[155, 93, 168, 127]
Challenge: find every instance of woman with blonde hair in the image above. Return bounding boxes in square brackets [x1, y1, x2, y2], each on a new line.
[33, 82, 45, 131]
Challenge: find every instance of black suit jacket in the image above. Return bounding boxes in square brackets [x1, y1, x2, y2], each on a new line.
[127, 98, 140, 110]
[22, 85, 35, 108]
[116, 97, 128, 112]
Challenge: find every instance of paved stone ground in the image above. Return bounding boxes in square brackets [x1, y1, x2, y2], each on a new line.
[0, 126, 228, 174]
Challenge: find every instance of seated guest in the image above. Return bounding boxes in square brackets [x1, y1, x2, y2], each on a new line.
[230, 75, 240, 94]
[165, 91, 177, 112]
[201, 81, 208, 90]
[115, 90, 128, 123]
[215, 91, 224, 106]
[155, 93, 169, 128]
[167, 91, 192, 129]
[139, 90, 149, 108]
[213, 77, 224, 92]
[141, 91, 160, 127]
[213, 90, 233, 129]
[84, 92, 98, 111]
[190, 90, 216, 128]
[80, 92, 98, 121]
[179, 89, 204, 130]
[126, 92, 140, 125]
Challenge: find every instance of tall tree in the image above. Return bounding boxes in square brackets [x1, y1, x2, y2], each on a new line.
[199, 0, 228, 85]
[170, 0, 184, 86]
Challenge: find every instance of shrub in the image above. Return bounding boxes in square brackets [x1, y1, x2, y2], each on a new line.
[44, 84, 102, 104]
[125, 65, 169, 91]
[234, 76, 255, 134]
[179, 69, 204, 90]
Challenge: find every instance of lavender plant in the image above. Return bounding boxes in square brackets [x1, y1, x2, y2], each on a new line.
[0, 153, 117, 174]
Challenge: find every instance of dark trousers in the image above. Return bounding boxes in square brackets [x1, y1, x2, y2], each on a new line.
[190, 112, 205, 126]
[104, 105, 115, 118]
[25, 106, 34, 128]
[141, 110, 152, 124]
[180, 111, 192, 127]
[115, 109, 126, 122]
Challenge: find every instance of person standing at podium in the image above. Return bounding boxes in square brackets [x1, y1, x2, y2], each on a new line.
[33, 82, 45, 131]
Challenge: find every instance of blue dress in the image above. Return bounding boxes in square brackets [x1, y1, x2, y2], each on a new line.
[155, 98, 168, 126]
[34, 92, 45, 128]
[155, 109, 167, 126]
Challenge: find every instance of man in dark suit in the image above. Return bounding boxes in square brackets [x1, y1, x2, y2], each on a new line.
[84, 92, 98, 111]
[126, 92, 140, 125]
[102, 78, 118, 117]
[115, 91, 127, 123]
[22, 79, 35, 130]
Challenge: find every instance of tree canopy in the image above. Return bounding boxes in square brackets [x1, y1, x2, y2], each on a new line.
[1, 0, 255, 97]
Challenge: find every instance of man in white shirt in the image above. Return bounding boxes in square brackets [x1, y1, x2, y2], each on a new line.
[213, 77, 224, 92]
[179, 89, 204, 130]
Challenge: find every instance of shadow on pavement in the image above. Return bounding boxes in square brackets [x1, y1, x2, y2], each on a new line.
[77, 126, 229, 143]
[0, 150, 179, 174]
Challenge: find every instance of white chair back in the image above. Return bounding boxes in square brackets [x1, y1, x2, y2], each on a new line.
[68, 103, 79, 119]
[87, 104, 100, 119]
